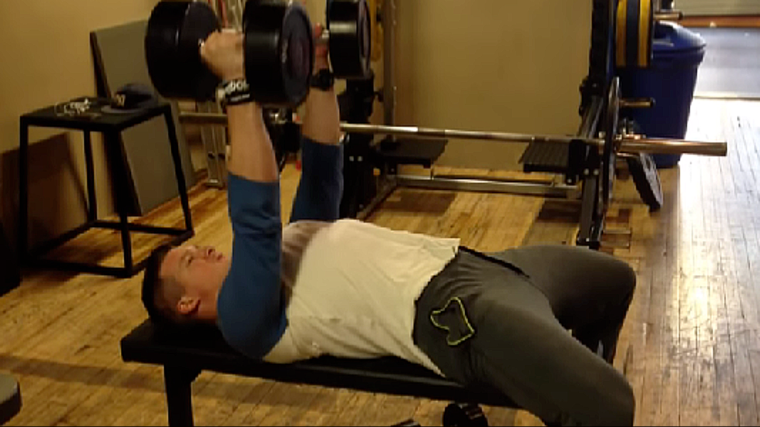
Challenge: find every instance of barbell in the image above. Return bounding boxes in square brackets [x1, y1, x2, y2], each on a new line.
[145, 0, 371, 106]
[177, 113, 727, 157]
[179, 77, 725, 211]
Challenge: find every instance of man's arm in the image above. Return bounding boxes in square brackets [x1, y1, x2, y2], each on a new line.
[289, 24, 345, 223]
[202, 31, 279, 183]
[201, 31, 287, 359]
[301, 24, 341, 147]
[227, 103, 279, 182]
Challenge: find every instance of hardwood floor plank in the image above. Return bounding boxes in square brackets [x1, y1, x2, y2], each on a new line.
[214, 378, 277, 426]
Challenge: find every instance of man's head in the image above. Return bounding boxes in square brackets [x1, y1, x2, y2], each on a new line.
[142, 243, 231, 326]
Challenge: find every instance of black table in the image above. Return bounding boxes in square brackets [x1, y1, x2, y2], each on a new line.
[18, 98, 194, 278]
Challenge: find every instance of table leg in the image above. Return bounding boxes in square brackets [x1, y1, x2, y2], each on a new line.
[163, 107, 193, 233]
[109, 131, 133, 273]
[18, 121, 29, 264]
[84, 131, 97, 221]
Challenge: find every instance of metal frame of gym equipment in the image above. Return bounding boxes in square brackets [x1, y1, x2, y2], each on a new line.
[336, 0, 697, 249]
[196, 0, 246, 188]
[375, 0, 575, 198]
[354, 0, 623, 248]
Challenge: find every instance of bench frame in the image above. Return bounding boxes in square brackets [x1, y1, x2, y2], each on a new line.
[121, 321, 518, 426]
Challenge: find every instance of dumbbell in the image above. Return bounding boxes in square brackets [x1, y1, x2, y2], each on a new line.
[325, 0, 372, 78]
[145, 0, 371, 107]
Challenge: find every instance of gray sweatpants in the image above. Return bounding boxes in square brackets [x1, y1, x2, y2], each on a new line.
[413, 245, 636, 426]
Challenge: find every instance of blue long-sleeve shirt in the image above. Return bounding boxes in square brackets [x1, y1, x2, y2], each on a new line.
[216, 138, 344, 359]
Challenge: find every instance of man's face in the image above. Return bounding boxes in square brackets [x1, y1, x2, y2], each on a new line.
[159, 244, 231, 321]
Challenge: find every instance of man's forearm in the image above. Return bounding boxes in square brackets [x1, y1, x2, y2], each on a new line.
[302, 87, 342, 146]
[227, 103, 279, 182]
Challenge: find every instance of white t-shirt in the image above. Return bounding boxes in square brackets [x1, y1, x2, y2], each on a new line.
[263, 219, 460, 375]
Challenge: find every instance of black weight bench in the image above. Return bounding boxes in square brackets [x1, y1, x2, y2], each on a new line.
[121, 320, 519, 426]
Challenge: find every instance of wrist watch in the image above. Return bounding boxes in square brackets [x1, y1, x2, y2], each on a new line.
[310, 69, 335, 91]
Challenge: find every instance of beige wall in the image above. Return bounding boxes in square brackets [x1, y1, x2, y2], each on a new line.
[395, 0, 592, 169]
[307, 0, 592, 170]
[0, 0, 157, 248]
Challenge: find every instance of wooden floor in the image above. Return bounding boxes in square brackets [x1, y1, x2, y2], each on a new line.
[1, 98, 759, 426]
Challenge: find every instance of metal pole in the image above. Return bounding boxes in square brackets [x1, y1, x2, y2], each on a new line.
[382, 0, 397, 125]
[177, 112, 727, 157]
[339, 123, 727, 156]
[618, 137, 725, 156]
[341, 123, 586, 145]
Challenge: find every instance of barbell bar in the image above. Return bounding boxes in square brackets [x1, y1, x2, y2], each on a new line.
[177, 111, 727, 157]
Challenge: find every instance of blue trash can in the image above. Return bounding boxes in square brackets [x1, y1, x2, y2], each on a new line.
[619, 21, 707, 168]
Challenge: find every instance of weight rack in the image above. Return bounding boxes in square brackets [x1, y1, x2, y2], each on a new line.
[347, 0, 619, 248]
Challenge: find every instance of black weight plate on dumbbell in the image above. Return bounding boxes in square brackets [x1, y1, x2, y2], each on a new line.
[627, 152, 663, 211]
[244, 0, 314, 106]
[327, 0, 371, 79]
[146, 1, 221, 101]
[601, 78, 620, 212]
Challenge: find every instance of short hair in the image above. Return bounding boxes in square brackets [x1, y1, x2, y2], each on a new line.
[141, 243, 193, 326]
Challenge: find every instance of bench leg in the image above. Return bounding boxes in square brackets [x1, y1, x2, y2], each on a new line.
[164, 367, 200, 427]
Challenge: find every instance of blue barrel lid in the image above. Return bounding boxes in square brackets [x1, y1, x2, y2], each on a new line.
[653, 21, 707, 57]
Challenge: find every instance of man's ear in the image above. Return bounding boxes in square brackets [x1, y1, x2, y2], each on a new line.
[177, 296, 201, 316]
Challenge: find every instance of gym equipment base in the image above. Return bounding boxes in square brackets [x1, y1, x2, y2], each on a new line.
[353, 174, 579, 224]
[121, 320, 516, 427]
[352, 173, 579, 222]
[396, 174, 579, 198]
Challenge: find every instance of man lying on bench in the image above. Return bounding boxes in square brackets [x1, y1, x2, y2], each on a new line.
[139, 26, 637, 427]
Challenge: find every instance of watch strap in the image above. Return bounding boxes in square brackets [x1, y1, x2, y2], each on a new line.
[310, 69, 335, 91]
[220, 79, 253, 106]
